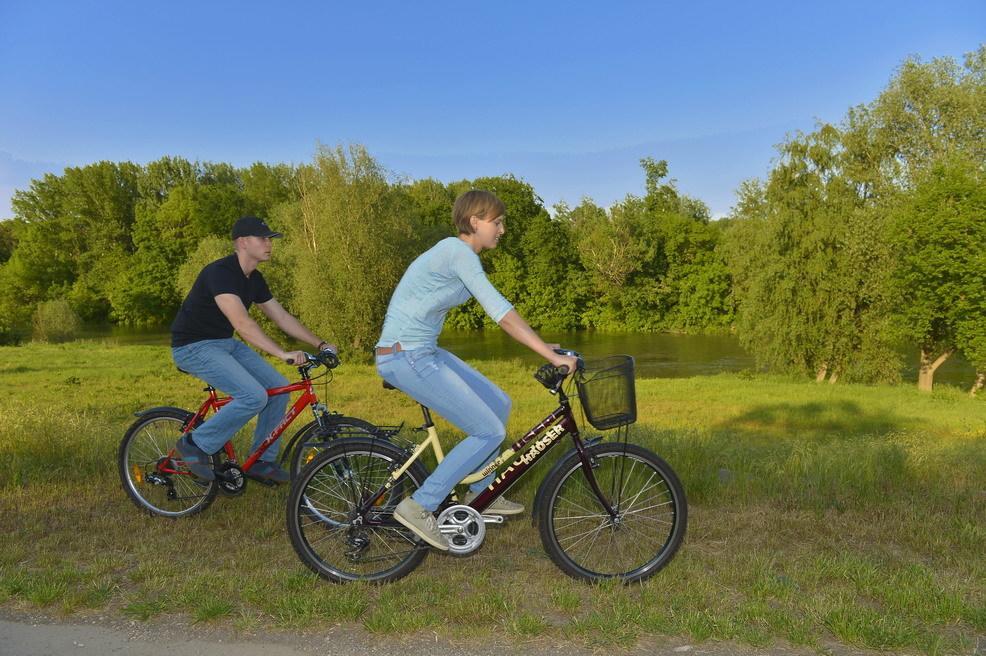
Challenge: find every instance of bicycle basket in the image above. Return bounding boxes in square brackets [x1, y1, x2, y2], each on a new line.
[575, 355, 637, 430]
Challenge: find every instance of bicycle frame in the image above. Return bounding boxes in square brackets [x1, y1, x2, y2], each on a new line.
[163, 377, 323, 476]
[361, 388, 617, 521]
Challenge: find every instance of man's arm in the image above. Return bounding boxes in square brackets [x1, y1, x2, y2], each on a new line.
[257, 298, 333, 352]
[215, 294, 306, 364]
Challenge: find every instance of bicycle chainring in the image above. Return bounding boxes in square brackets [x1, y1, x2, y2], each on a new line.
[217, 463, 246, 496]
[437, 504, 486, 555]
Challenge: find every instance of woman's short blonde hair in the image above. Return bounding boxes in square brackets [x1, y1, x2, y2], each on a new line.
[453, 190, 505, 235]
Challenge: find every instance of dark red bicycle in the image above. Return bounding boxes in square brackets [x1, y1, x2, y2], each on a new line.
[118, 350, 394, 518]
[286, 350, 687, 583]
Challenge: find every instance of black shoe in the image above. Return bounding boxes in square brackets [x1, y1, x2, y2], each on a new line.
[247, 461, 289, 485]
[175, 435, 215, 482]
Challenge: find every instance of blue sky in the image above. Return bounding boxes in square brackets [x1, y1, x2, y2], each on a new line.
[1, 1, 982, 219]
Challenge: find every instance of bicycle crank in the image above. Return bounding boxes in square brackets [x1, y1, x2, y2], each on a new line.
[436, 505, 501, 555]
[217, 463, 246, 495]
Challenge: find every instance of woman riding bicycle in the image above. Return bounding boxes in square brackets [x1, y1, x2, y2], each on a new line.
[376, 190, 578, 550]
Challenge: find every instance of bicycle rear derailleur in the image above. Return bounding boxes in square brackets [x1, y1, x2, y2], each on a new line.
[437, 505, 504, 555]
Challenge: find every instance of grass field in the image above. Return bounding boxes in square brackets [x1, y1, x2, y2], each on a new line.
[1, 341, 984, 654]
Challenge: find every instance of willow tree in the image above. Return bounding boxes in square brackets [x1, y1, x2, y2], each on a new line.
[286, 145, 417, 357]
[726, 126, 898, 383]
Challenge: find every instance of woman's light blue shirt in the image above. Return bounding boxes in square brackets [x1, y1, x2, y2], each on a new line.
[376, 237, 513, 349]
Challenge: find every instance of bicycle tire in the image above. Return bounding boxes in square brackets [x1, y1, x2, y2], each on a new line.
[286, 437, 430, 583]
[118, 408, 221, 518]
[537, 442, 687, 583]
[286, 416, 379, 480]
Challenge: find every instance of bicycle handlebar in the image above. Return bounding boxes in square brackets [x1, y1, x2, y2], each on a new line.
[535, 349, 583, 393]
[286, 348, 341, 371]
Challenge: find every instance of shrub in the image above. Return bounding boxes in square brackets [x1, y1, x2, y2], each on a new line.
[32, 299, 82, 343]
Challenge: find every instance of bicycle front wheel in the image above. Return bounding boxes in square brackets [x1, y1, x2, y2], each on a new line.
[287, 416, 379, 480]
[286, 437, 429, 583]
[118, 408, 220, 518]
[537, 442, 687, 583]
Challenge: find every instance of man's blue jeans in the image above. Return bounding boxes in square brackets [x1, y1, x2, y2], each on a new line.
[172, 338, 289, 462]
[376, 346, 511, 511]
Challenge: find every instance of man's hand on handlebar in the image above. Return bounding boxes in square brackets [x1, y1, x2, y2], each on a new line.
[283, 350, 307, 366]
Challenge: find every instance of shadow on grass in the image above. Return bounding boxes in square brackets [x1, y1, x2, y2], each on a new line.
[625, 400, 985, 512]
[719, 399, 905, 441]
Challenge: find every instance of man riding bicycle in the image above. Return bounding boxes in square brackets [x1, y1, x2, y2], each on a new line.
[170, 215, 335, 484]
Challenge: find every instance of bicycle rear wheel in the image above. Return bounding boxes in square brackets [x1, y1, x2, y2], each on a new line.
[537, 442, 687, 583]
[118, 408, 220, 518]
[286, 437, 429, 583]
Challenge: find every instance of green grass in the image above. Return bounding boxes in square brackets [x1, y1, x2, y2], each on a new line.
[1, 341, 985, 654]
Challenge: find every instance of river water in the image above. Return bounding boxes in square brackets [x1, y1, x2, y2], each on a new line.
[78, 325, 977, 387]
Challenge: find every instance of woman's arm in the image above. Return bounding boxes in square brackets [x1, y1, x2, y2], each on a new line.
[498, 310, 579, 371]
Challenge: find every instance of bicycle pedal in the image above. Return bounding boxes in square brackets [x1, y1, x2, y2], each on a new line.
[481, 514, 504, 524]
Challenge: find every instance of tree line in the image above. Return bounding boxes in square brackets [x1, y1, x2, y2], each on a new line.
[1, 47, 982, 392]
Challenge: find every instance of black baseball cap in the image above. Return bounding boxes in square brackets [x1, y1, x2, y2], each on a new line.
[231, 216, 283, 239]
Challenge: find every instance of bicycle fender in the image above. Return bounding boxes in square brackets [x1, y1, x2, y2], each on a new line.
[133, 406, 194, 420]
[530, 437, 604, 526]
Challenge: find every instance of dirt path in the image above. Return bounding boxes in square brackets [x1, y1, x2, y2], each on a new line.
[0, 608, 879, 656]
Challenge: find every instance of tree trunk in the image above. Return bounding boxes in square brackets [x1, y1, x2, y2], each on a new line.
[918, 348, 953, 391]
[828, 369, 840, 384]
[971, 372, 985, 397]
[815, 364, 828, 383]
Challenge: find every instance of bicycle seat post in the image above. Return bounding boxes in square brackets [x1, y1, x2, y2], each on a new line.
[420, 404, 434, 428]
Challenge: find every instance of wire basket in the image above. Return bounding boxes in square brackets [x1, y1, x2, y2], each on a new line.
[576, 355, 637, 430]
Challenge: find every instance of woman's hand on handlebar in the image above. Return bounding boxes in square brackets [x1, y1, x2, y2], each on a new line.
[549, 352, 580, 375]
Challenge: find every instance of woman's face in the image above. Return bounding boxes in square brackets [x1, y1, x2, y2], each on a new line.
[471, 214, 505, 250]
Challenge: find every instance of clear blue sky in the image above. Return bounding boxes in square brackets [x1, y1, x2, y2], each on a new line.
[1, 1, 982, 219]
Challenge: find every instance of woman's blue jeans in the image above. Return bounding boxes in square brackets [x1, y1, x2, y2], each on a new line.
[172, 338, 289, 462]
[376, 346, 511, 511]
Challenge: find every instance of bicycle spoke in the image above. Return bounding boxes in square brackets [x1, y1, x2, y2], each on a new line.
[288, 443, 428, 582]
[547, 448, 683, 580]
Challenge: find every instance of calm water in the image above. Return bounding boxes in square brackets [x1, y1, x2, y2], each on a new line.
[78, 325, 978, 387]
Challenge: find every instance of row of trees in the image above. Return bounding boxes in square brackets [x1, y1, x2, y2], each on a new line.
[0, 47, 982, 391]
[0, 148, 728, 343]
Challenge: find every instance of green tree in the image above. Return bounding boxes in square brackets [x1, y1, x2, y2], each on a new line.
[726, 126, 898, 382]
[0, 219, 21, 264]
[9, 161, 142, 321]
[240, 162, 299, 217]
[892, 156, 986, 391]
[285, 145, 416, 356]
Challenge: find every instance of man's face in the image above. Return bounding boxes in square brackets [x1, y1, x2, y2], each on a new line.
[239, 235, 273, 261]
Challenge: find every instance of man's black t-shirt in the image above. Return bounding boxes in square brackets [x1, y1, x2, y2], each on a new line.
[170, 254, 273, 347]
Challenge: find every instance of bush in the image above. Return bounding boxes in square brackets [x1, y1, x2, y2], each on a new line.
[32, 299, 82, 343]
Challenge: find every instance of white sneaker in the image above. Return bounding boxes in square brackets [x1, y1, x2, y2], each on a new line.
[393, 498, 449, 551]
[463, 491, 525, 515]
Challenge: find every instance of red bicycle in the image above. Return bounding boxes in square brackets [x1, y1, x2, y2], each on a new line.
[118, 350, 394, 518]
